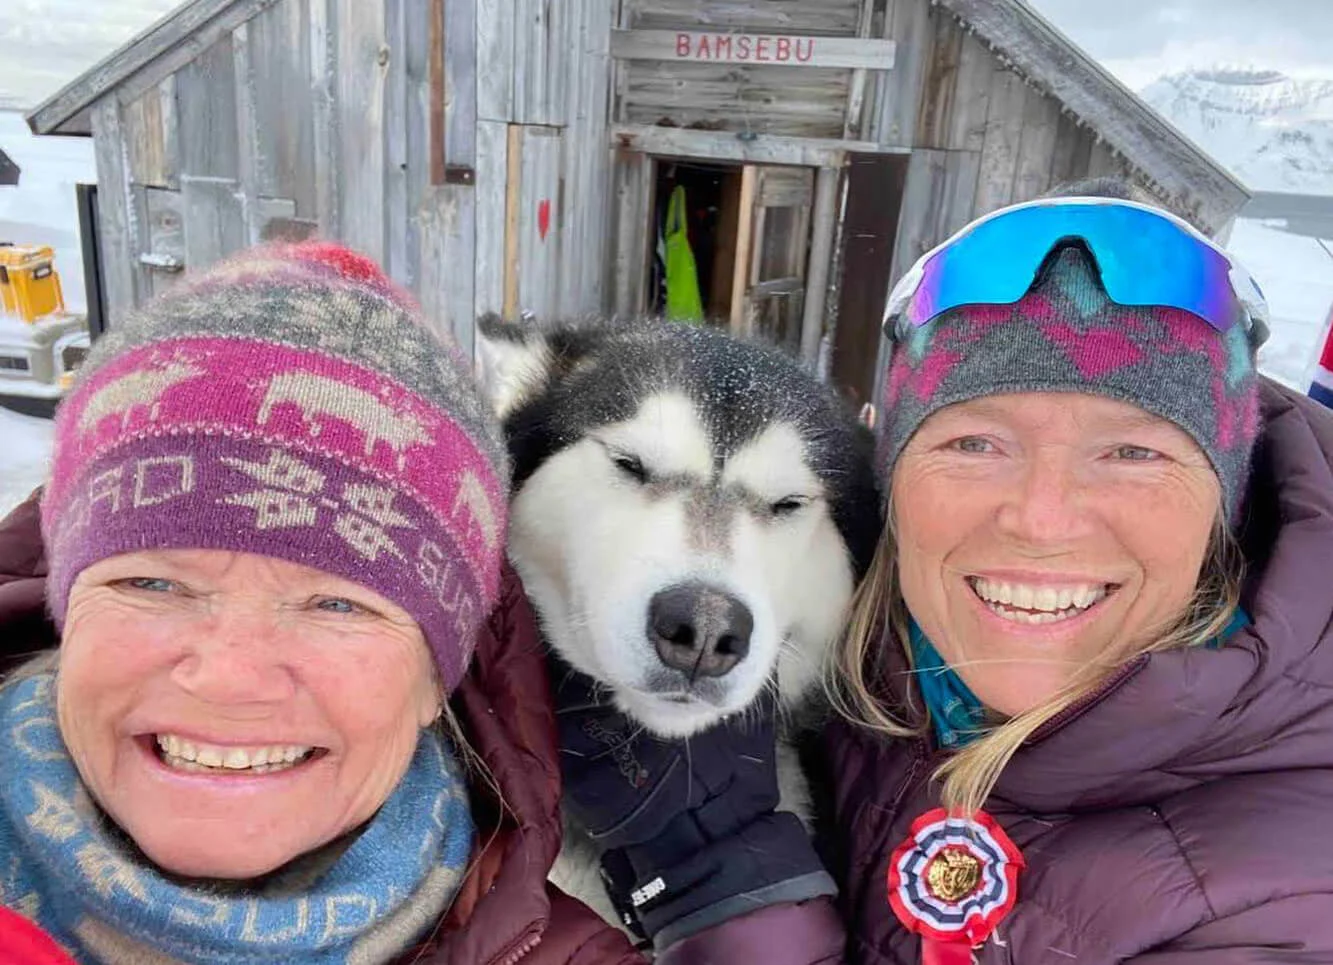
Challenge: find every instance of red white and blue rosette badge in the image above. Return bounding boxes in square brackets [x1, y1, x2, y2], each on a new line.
[887, 808, 1025, 965]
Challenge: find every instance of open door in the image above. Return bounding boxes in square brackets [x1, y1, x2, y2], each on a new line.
[728, 165, 815, 355]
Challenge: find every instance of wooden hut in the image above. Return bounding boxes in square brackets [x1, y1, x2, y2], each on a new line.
[27, 0, 1248, 404]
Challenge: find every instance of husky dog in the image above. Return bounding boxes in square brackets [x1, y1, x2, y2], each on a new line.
[477, 315, 880, 920]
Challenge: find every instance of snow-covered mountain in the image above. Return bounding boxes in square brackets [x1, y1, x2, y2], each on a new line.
[1141, 69, 1333, 196]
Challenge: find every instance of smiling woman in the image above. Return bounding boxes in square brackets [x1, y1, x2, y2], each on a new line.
[0, 242, 653, 965]
[824, 180, 1333, 963]
[56, 551, 439, 881]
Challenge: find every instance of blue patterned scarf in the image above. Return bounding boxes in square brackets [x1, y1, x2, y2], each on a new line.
[0, 672, 475, 964]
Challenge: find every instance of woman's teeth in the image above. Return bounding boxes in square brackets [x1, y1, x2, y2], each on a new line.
[971, 577, 1109, 625]
[155, 735, 314, 774]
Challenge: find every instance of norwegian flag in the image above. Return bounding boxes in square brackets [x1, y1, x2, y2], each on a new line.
[1311, 304, 1333, 410]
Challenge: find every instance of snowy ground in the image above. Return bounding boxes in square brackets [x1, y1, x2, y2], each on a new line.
[1231, 218, 1333, 389]
[1, 406, 54, 516]
[0, 111, 96, 313]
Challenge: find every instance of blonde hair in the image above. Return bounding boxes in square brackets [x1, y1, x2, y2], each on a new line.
[828, 505, 1244, 817]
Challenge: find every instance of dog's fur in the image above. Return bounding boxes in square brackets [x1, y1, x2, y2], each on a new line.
[476, 316, 880, 923]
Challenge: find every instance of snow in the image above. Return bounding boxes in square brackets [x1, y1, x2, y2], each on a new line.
[0, 110, 97, 312]
[1229, 218, 1333, 390]
[0, 405, 54, 517]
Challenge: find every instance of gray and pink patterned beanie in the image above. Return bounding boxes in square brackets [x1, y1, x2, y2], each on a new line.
[42, 242, 508, 690]
[880, 244, 1262, 521]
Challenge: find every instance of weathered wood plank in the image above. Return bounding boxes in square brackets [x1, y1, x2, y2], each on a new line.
[477, 0, 515, 122]
[622, 62, 854, 138]
[1011, 88, 1060, 202]
[915, 12, 962, 150]
[175, 35, 239, 180]
[443, 0, 478, 171]
[799, 165, 841, 367]
[613, 124, 885, 167]
[891, 148, 947, 285]
[842, 0, 876, 138]
[937, 148, 981, 239]
[972, 66, 1026, 216]
[503, 124, 524, 320]
[30, 0, 282, 135]
[475, 121, 509, 317]
[232, 22, 263, 244]
[871, 0, 931, 148]
[429, 0, 445, 184]
[143, 187, 185, 297]
[403, 0, 431, 313]
[558, 0, 614, 316]
[384, 0, 410, 286]
[1087, 139, 1128, 179]
[947, 29, 992, 152]
[91, 98, 138, 321]
[404, 0, 477, 351]
[611, 148, 653, 317]
[729, 164, 759, 334]
[1048, 112, 1092, 190]
[933, 0, 1248, 232]
[335, 0, 388, 261]
[182, 175, 247, 271]
[517, 126, 563, 321]
[249, 0, 317, 218]
[612, 29, 895, 70]
[417, 187, 477, 354]
[123, 87, 167, 189]
[831, 152, 909, 406]
[514, 0, 567, 126]
[626, 0, 863, 34]
[309, 0, 339, 236]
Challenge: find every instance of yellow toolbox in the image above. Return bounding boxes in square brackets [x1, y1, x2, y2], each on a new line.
[0, 244, 66, 322]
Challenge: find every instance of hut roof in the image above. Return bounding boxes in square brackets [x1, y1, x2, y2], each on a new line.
[935, 0, 1247, 229]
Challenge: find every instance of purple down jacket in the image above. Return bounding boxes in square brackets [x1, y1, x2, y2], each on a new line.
[824, 379, 1333, 963]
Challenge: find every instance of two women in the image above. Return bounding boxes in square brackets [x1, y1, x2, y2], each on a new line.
[4, 180, 1331, 964]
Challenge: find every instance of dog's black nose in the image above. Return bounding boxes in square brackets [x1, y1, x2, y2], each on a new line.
[648, 583, 753, 679]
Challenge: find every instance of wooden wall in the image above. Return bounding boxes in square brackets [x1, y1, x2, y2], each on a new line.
[82, 0, 1225, 377]
[617, 0, 868, 138]
[886, 9, 1143, 283]
[88, 0, 616, 355]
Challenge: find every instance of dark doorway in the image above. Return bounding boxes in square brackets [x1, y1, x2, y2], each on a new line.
[831, 153, 909, 407]
[648, 159, 742, 322]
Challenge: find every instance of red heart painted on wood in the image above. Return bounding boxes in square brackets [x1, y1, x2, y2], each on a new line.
[538, 199, 552, 241]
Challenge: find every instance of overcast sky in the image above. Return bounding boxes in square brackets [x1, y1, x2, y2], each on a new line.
[1, 1, 1329, 110]
[1027, 0, 1333, 90]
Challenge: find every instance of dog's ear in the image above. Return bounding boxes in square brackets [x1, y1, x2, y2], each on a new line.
[475, 314, 554, 418]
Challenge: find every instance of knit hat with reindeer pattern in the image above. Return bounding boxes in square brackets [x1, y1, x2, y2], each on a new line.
[42, 242, 508, 691]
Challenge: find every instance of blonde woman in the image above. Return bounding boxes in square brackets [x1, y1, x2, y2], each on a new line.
[827, 182, 1333, 963]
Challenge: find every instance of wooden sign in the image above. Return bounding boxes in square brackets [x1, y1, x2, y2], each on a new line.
[610, 29, 896, 71]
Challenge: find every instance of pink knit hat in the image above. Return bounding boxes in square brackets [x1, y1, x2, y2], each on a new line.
[42, 242, 508, 691]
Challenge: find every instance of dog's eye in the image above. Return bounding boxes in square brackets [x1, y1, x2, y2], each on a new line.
[771, 496, 809, 516]
[611, 453, 648, 483]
